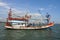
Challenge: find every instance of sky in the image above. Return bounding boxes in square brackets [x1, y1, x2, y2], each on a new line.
[0, 0, 60, 23]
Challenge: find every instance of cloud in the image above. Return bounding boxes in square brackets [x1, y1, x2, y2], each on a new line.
[0, 2, 22, 13]
[0, 2, 10, 9]
[39, 8, 45, 11]
[0, 2, 26, 17]
[12, 8, 23, 14]
[29, 13, 41, 16]
[39, 5, 56, 12]
[0, 2, 42, 17]
[48, 4, 56, 10]
[0, 2, 7, 6]
[0, 17, 6, 22]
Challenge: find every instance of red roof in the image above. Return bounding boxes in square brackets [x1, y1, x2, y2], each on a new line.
[8, 17, 28, 21]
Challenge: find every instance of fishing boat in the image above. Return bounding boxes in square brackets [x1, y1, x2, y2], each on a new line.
[5, 9, 54, 29]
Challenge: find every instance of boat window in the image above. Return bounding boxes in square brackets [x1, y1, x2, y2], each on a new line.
[22, 23, 23, 25]
[12, 23, 17, 25]
[18, 23, 20, 25]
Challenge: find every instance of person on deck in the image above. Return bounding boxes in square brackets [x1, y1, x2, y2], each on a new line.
[46, 13, 51, 24]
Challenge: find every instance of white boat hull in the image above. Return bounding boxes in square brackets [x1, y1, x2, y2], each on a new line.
[5, 24, 53, 29]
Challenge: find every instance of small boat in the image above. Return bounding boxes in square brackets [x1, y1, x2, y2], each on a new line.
[5, 9, 54, 29]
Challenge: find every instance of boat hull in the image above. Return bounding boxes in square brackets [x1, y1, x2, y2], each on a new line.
[5, 24, 54, 29]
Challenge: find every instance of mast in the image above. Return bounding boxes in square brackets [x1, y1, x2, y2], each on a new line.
[6, 8, 12, 26]
[8, 8, 12, 20]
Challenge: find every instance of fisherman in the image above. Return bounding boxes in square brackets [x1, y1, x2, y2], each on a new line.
[46, 13, 51, 24]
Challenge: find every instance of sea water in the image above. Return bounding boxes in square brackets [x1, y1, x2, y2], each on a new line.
[0, 23, 60, 40]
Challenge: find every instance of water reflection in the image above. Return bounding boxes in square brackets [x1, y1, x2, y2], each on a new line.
[4, 30, 26, 40]
[3, 28, 53, 40]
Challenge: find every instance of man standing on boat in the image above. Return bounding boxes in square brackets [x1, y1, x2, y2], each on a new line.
[46, 13, 51, 24]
